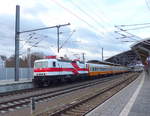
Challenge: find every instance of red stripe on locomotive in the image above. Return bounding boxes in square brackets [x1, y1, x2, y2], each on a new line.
[34, 67, 88, 73]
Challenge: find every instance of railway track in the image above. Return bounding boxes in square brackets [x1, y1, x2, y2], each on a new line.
[0, 74, 124, 98]
[0, 72, 139, 115]
[0, 74, 125, 113]
[37, 72, 139, 116]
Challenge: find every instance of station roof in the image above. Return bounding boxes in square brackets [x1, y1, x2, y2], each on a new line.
[131, 38, 150, 64]
[88, 39, 150, 66]
[105, 50, 140, 66]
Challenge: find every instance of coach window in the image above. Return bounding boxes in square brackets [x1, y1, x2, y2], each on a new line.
[53, 61, 56, 67]
[93, 67, 95, 71]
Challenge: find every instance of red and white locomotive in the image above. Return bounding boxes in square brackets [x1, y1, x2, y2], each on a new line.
[33, 56, 88, 86]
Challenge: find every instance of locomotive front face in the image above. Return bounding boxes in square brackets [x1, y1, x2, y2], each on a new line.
[34, 60, 49, 76]
[34, 59, 58, 77]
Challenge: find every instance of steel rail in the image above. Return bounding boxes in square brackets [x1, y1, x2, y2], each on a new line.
[49, 73, 139, 116]
[0, 73, 132, 113]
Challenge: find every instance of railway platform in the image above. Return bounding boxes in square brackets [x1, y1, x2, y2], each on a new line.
[0, 79, 33, 93]
[86, 71, 149, 116]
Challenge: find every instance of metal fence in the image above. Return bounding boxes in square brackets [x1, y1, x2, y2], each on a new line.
[0, 67, 33, 81]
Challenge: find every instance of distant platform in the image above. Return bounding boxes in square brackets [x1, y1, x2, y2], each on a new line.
[0, 79, 33, 93]
[86, 72, 149, 116]
[0, 79, 32, 85]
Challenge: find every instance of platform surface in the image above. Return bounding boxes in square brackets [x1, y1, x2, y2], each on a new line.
[0, 79, 33, 93]
[128, 72, 150, 116]
[86, 72, 149, 116]
[0, 79, 32, 86]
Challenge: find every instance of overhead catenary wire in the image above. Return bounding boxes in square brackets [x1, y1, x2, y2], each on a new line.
[69, 0, 121, 42]
[70, 1, 123, 44]
[52, 0, 127, 47]
[20, 33, 42, 50]
[115, 24, 150, 45]
[114, 31, 138, 43]
[124, 31, 150, 45]
[20, 38, 45, 56]
[51, 0, 104, 37]
[20, 33, 36, 50]
[69, 0, 105, 30]
[78, 0, 119, 39]
[59, 30, 76, 50]
[86, 0, 114, 26]
[69, 1, 105, 52]
[145, 0, 150, 12]
[116, 25, 150, 31]
[121, 40, 135, 42]
[20, 28, 73, 55]
[117, 22, 150, 27]
[80, 0, 121, 37]
[115, 26, 140, 39]
[114, 24, 150, 44]
[115, 26, 150, 46]
[20, 30, 58, 50]
[69, 0, 118, 49]
[78, 0, 113, 27]
[19, 33, 51, 54]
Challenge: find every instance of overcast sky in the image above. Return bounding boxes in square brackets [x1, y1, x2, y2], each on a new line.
[0, 0, 150, 61]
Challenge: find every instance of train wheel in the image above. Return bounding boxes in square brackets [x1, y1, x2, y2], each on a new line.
[38, 82, 44, 87]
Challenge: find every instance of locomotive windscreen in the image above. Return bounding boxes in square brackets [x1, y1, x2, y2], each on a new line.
[34, 61, 48, 68]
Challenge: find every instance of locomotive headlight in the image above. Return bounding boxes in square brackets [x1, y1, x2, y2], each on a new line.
[34, 72, 47, 76]
[44, 73, 47, 76]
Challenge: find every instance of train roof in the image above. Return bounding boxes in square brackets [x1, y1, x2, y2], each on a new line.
[34, 58, 57, 62]
[34, 58, 85, 64]
[87, 60, 121, 66]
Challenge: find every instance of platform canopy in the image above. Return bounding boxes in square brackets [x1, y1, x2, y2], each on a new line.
[105, 50, 140, 66]
[131, 38, 150, 64]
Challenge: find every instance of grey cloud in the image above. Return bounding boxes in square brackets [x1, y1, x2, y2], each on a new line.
[0, 13, 130, 58]
[0, 14, 15, 56]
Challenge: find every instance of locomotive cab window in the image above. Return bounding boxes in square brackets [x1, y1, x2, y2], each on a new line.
[53, 61, 56, 67]
[34, 61, 48, 68]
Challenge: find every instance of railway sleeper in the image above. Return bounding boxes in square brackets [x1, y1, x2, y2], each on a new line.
[81, 99, 102, 106]
[74, 105, 93, 110]
[62, 104, 94, 115]
[70, 108, 89, 113]
[60, 114, 70, 116]
[65, 110, 85, 115]
[73, 107, 93, 113]
[76, 104, 93, 109]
